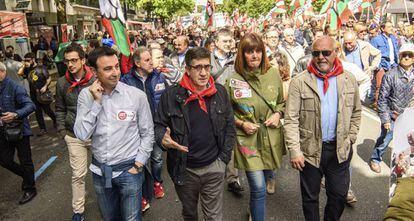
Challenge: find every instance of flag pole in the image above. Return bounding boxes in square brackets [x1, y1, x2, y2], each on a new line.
[403, 0, 411, 23]
[359, 7, 364, 21]
[370, 5, 375, 24]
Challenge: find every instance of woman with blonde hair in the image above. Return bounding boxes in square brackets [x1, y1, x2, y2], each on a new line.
[226, 33, 285, 221]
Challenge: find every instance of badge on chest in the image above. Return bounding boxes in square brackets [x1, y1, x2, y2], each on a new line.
[234, 88, 252, 99]
[229, 78, 250, 89]
[117, 110, 136, 121]
[155, 83, 166, 92]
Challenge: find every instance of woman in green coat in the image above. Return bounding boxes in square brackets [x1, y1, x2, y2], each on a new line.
[226, 33, 285, 221]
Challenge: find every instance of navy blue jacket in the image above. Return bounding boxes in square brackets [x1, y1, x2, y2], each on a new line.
[370, 33, 399, 71]
[151, 70, 168, 112]
[0, 77, 36, 136]
[120, 67, 168, 114]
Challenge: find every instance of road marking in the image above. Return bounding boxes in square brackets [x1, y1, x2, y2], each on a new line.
[35, 156, 57, 180]
[362, 106, 380, 123]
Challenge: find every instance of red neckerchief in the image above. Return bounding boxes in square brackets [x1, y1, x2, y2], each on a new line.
[179, 73, 217, 113]
[159, 67, 172, 73]
[307, 58, 344, 94]
[65, 65, 93, 92]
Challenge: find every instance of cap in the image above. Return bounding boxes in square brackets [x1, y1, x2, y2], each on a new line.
[369, 24, 378, 30]
[156, 38, 166, 44]
[399, 43, 414, 53]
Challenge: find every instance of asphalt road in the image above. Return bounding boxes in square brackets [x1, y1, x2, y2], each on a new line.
[0, 107, 391, 221]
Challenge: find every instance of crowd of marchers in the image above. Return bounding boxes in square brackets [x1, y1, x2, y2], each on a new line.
[0, 17, 414, 221]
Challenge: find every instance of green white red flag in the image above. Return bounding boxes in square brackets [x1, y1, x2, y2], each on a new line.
[99, 0, 131, 56]
[205, 0, 215, 27]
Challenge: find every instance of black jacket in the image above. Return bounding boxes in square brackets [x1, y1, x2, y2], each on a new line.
[154, 84, 236, 185]
[55, 73, 95, 135]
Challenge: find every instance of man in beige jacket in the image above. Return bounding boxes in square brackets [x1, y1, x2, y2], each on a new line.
[343, 30, 381, 102]
[284, 36, 361, 221]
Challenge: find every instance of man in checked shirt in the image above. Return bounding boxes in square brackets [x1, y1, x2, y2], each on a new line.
[74, 46, 154, 221]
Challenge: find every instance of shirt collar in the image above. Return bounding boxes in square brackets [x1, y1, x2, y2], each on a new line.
[382, 33, 390, 39]
[398, 65, 414, 79]
[107, 81, 122, 96]
[214, 49, 227, 60]
[346, 44, 359, 53]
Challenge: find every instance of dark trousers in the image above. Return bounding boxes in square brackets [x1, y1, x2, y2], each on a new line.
[142, 165, 154, 201]
[0, 135, 36, 192]
[300, 143, 352, 221]
[31, 93, 56, 130]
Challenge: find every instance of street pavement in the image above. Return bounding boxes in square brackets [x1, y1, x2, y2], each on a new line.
[0, 106, 391, 221]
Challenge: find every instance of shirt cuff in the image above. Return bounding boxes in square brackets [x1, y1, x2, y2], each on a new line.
[135, 153, 148, 166]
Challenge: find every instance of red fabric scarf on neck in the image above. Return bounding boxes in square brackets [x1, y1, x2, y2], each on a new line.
[179, 73, 217, 113]
[65, 65, 93, 92]
[307, 58, 343, 94]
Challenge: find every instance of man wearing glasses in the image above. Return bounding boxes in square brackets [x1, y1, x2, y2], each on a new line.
[154, 47, 235, 221]
[55, 43, 94, 221]
[370, 43, 414, 174]
[285, 36, 361, 221]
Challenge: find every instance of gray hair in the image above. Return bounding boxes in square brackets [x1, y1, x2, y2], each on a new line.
[0, 62, 6, 72]
[132, 47, 150, 64]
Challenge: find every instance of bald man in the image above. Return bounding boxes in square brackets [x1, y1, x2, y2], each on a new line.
[284, 36, 361, 221]
[343, 31, 381, 76]
[170, 36, 190, 73]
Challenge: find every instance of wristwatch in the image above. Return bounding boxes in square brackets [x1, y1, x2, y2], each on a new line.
[133, 164, 143, 173]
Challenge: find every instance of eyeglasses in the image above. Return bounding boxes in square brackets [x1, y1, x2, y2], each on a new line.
[24, 59, 31, 62]
[400, 52, 414, 59]
[64, 58, 80, 65]
[190, 64, 212, 72]
[311, 50, 333, 57]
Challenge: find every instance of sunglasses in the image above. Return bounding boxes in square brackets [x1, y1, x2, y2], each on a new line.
[311, 50, 333, 57]
[400, 52, 414, 59]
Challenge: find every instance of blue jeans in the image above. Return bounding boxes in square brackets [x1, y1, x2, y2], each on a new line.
[93, 171, 144, 221]
[150, 143, 163, 183]
[371, 120, 394, 163]
[265, 170, 275, 181]
[246, 170, 274, 221]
